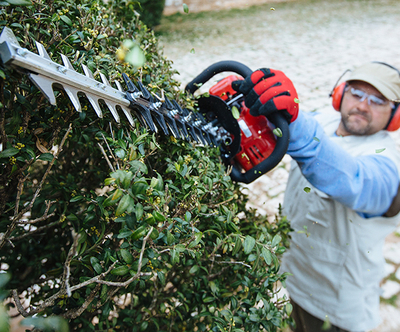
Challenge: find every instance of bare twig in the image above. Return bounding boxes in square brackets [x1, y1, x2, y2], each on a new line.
[214, 260, 251, 268]
[14, 174, 29, 217]
[26, 227, 154, 317]
[63, 230, 80, 297]
[101, 132, 119, 170]
[10, 221, 59, 241]
[12, 290, 30, 317]
[97, 142, 115, 172]
[17, 200, 55, 224]
[62, 284, 101, 319]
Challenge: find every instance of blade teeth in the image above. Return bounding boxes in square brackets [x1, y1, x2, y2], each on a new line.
[35, 41, 51, 60]
[104, 101, 120, 123]
[86, 93, 103, 118]
[136, 105, 156, 132]
[61, 54, 75, 71]
[152, 111, 169, 136]
[115, 81, 125, 93]
[28, 73, 56, 105]
[64, 85, 82, 112]
[100, 73, 111, 86]
[0, 27, 21, 47]
[82, 64, 95, 79]
[121, 107, 135, 126]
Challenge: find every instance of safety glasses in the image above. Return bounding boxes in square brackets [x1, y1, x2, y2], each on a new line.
[345, 86, 388, 107]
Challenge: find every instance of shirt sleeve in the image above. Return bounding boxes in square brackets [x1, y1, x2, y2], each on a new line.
[287, 111, 400, 218]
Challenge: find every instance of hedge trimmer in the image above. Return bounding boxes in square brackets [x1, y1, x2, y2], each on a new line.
[0, 27, 289, 183]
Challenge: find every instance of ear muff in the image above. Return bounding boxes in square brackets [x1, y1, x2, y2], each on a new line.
[331, 82, 347, 111]
[386, 104, 400, 132]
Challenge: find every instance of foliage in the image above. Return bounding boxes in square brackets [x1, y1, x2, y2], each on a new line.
[0, 0, 292, 331]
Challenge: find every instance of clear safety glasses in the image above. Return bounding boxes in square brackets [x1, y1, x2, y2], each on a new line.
[345, 86, 389, 108]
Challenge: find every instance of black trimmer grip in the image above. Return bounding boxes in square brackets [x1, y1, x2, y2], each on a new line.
[186, 60, 252, 94]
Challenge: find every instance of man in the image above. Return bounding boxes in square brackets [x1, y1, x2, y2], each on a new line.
[232, 62, 400, 332]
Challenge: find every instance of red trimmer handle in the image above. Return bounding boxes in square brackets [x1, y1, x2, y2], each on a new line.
[186, 60, 289, 184]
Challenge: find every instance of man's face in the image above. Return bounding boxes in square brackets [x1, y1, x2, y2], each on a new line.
[337, 81, 393, 136]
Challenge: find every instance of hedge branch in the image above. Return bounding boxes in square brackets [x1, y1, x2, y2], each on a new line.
[63, 284, 102, 320]
[97, 142, 115, 172]
[63, 230, 80, 297]
[11, 289, 30, 318]
[10, 221, 59, 241]
[16, 200, 55, 224]
[0, 124, 72, 250]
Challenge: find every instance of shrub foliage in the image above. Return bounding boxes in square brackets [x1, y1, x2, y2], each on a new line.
[0, 0, 292, 331]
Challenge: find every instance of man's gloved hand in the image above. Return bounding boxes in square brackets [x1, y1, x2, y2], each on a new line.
[232, 68, 299, 123]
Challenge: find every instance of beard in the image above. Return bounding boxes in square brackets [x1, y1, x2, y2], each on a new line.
[340, 109, 372, 135]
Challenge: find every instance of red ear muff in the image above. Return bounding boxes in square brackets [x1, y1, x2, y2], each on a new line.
[386, 104, 400, 132]
[331, 82, 347, 111]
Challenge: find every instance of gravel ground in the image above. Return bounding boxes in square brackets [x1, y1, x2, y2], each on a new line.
[157, 1, 400, 331]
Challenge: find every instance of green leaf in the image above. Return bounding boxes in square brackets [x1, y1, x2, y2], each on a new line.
[232, 236, 242, 255]
[117, 230, 133, 239]
[110, 265, 129, 276]
[286, 302, 293, 316]
[135, 203, 144, 221]
[272, 128, 282, 137]
[129, 160, 148, 174]
[166, 231, 175, 245]
[231, 105, 240, 119]
[313, 136, 320, 142]
[70, 195, 84, 203]
[188, 232, 203, 248]
[150, 228, 159, 240]
[0, 273, 10, 288]
[125, 46, 145, 67]
[321, 315, 332, 330]
[120, 249, 134, 264]
[131, 226, 147, 240]
[115, 148, 126, 159]
[21, 316, 69, 332]
[38, 152, 54, 161]
[243, 235, 256, 254]
[375, 148, 386, 153]
[157, 271, 165, 285]
[209, 281, 218, 294]
[116, 194, 134, 216]
[249, 313, 260, 322]
[190, 48, 195, 54]
[0, 69, 5, 79]
[261, 247, 272, 265]
[0, 303, 9, 332]
[183, 3, 189, 13]
[6, 0, 32, 5]
[60, 15, 72, 26]
[189, 265, 199, 274]
[271, 234, 281, 247]
[202, 297, 214, 303]
[0, 147, 19, 158]
[303, 187, 311, 193]
[170, 249, 179, 264]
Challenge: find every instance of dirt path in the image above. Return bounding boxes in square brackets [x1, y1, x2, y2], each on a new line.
[157, 1, 400, 331]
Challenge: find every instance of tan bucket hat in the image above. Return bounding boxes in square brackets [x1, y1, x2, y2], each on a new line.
[347, 62, 400, 102]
